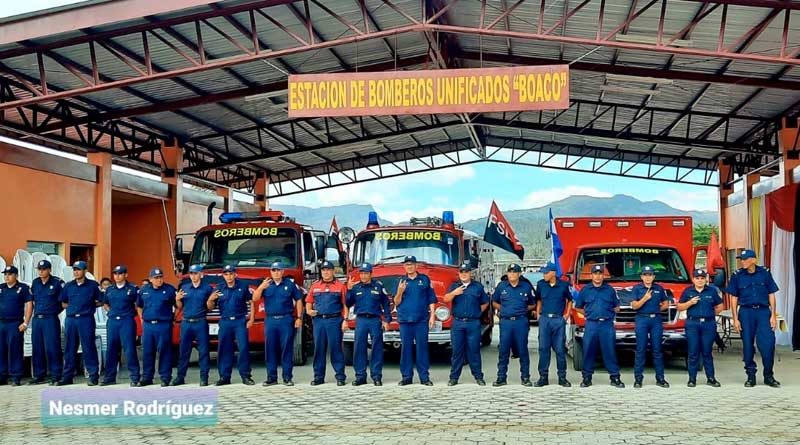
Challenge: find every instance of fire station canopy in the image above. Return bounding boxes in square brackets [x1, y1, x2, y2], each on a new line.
[0, 0, 798, 196]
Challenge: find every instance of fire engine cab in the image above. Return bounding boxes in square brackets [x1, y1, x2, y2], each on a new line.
[340, 211, 495, 362]
[173, 209, 345, 365]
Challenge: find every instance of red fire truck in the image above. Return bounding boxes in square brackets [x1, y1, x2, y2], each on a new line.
[556, 216, 701, 370]
[340, 211, 496, 362]
[172, 209, 344, 365]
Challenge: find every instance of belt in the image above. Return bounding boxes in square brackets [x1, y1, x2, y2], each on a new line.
[500, 316, 524, 321]
[222, 316, 244, 321]
[318, 313, 342, 319]
[110, 315, 135, 320]
[688, 316, 713, 322]
[67, 314, 91, 318]
[740, 304, 768, 309]
[34, 314, 58, 319]
[184, 317, 206, 323]
[357, 313, 379, 318]
[637, 313, 659, 318]
[454, 316, 479, 322]
[588, 318, 610, 322]
[145, 320, 170, 324]
[269, 314, 291, 319]
[544, 313, 561, 318]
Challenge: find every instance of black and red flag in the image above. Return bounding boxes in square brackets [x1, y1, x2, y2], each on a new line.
[483, 201, 525, 260]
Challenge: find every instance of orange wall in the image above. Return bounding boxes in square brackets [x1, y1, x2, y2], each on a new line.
[723, 203, 748, 249]
[0, 162, 97, 265]
[111, 202, 172, 283]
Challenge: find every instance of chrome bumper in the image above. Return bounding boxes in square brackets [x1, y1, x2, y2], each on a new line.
[342, 330, 451, 344]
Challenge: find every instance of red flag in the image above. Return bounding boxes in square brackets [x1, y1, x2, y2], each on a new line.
[483, 201, 525, 260]
[707, 230, 725, 274]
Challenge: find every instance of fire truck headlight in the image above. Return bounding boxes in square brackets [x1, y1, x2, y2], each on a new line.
[677, 310, 687, 320]
[434, 306, 450, 321]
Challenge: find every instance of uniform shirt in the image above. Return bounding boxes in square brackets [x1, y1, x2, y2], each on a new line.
[307, 279, 347, 315]
[214, 279, 252, 319]
[492, 280, 535, 318]
[447, 280, 489, 319]
[346, 280, 392, 322]
[60, 279, 101, 317]
[395, 273, 437, 323]
[262, 279, 304, 316]
[179, 282, 214, 319]
[680, 285, 722, 318]
[136, 283, 176, 322]
[574, 283, 619, 320]
[534, 279, 572, 315]
[630, 283, 668, 315]
[102, 282, 139, 319]
[0, 282, 32, 320]
[725, 266, 779, 307]
[31, 276, 63, 316]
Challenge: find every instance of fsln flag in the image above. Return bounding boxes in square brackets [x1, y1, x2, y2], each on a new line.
[484, 201, 524, 260]
[329, 216, 340, 235]
[548, 208, 564, 277]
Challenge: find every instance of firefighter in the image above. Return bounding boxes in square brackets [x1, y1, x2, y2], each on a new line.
[443, 262, 489, 386]
[346, 262, 392, 386]
[492, 263, 534, 387]
[0, 266, 32, 386]
[101, 265, 141, 386]
[630, 265, 670, 388]
[29, 260, 64, 385]
[172, 264, 213, 387]
[58, 261, 102, 386]
[136, 267, 176, 387]
[533, 261, 572, 388]
[725, 249, 781, 388]
[678, 269, 723, 387]
[307, 260, 348, 386]
[395, 255, 437, 386]
[252, 261, 304, 386]
[209, 264, 254, 386]
[574, 264, 624, 388]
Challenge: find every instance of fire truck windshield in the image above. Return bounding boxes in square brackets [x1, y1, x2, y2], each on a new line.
[576, 247, 689, 283]
[190, 227, 298, 269]
[353, 230, 459, 266]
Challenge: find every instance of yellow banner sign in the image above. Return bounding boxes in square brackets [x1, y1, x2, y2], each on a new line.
[288, 66, 569, 118]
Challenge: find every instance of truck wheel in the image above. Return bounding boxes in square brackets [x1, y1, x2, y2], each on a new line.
[571, 340, 583, 371]
[293, 326, 307, 366]
[481, 326, 493, 346]
[343, 342, 354, 366]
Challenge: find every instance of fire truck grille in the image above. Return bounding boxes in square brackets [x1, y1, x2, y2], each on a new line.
[615, 307, 677, 323]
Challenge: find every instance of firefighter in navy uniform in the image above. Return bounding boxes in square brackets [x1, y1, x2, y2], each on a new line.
[172, 264, 214, 386]
[252, 262, 304, 386]
[346, 262, 392, 386]
[101, 265, 141, 386]
[306, 261, 348, 386]
[136, 267, 176, 387]
[574, 264, 624, 388]
[630, 265, 670, 388]
[678, 269, 723, 387]
[726, 249, 781, 388]
[58, 261, 102, 386]
[394, 255, 437, 386]
[443, 262, 489, 386]
[0, 266, 32, 386]
[29, 260, 64, 385]
[209, 264, 255, 386]
[492, 263, 535, 387]
[533, 261, 572, 388]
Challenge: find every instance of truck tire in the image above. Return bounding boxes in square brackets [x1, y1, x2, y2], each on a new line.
[571, 339, 583, 371]
[481, 325, 493, 346]
[293, 326, 307, 366]
[343, 342, 354, 366]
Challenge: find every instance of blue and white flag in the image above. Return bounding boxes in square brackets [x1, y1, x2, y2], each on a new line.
[548, 208, 563, 277]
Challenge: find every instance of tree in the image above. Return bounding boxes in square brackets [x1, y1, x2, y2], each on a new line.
[693, 223, 718, 246]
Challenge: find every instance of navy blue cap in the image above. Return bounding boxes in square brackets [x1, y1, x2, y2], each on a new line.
[539, 262, 557, 273]
[590, 264, 604, 274]
[403, 256, 417, 264]
[640, 265, 655, 275]
[320, 260, 334, 269]
[459, 262, 472, 272]
[112, 265, 128, 274]
[188, 264, 204, 273]
[72, 261, 88, 270]
[270, 262, 284, 270]
[3, 265, 19, 275]
[222, 264, 236, 273]
[692, 268, 708, 278]
[507, 263, 522, 273]
[737, 249, 756, 260]
[149, 267, 164, 277]
[37, 259, 52, 270]
[358, 263, 373, 272]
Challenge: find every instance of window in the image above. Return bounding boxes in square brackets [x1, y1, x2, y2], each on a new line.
[27, 241, 61, 255]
